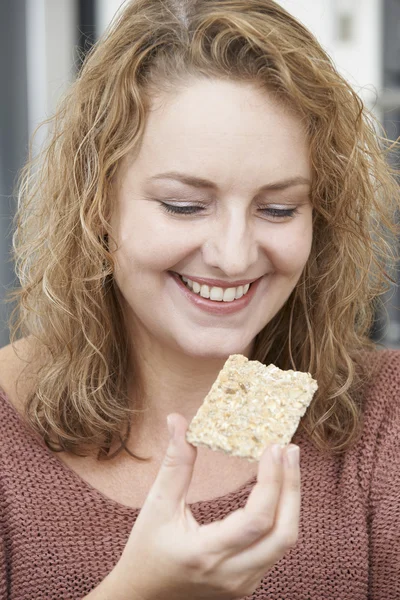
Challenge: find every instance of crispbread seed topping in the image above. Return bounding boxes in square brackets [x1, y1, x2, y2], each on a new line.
[186, 354, 318, 461]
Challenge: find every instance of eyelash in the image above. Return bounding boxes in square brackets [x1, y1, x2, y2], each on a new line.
[159, 202, 299, 219]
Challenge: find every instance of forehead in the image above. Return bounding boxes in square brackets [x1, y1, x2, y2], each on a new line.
[124, 79, 311, 191]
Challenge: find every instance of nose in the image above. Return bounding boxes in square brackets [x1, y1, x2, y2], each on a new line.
[202, 208, 259, 277]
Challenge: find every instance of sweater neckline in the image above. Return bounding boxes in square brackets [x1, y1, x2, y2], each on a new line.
[0, 388, 258, 516]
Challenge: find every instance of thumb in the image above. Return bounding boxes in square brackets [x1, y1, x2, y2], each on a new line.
[148, 413, 198, 512]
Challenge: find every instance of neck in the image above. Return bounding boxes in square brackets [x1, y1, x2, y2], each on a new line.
[127, 329, 253, 447]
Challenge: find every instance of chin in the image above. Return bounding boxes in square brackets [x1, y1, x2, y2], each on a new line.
[176, 336, 254, 361]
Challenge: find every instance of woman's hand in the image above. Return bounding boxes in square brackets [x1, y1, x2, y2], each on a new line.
[111, 413, 301, 600]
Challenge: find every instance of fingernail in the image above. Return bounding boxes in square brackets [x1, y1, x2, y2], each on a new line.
[271, 444, 282, 464]
[286, 445, 300, 467]
[167, 415, 175, 440]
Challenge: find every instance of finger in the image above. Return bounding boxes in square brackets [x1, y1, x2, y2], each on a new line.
[244, 443, 284, 519]
[143, 413, 198, 517]
[228, 444, 301, 572]
[199, 444, 284, 555]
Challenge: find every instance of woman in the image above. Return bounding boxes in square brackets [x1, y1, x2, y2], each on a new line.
[0, 0, 399, 598]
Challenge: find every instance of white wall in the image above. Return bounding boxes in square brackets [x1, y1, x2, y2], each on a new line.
[279, 0, 383, 114]
[96, 0, 127, 38]
[26, 0, 78, 151]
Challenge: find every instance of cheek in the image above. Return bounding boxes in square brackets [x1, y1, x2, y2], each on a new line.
[114, 219, 199, 272]
[266, 224, 312, 275]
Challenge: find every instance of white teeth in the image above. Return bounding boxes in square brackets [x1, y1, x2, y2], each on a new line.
[210, 287, 224, 301]
[179, 275, 253, 302]
[235, 285, 244, 299]
[223, 287, 236, 302]
[200, 284, 210, 299]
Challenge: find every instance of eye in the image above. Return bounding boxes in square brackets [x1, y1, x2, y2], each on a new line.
[159, 202, 206, 215]
[159, 202, 300, 219]
[258, 207, 299, 219]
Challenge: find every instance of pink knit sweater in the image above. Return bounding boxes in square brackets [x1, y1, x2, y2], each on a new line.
[0, 349, 399, 600]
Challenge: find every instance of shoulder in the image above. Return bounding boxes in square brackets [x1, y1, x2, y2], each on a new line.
[361, 347, 400, 395]
[0, 336, 48, 414]
[357, 348, 400, 453]
[352, 349, 400, 494]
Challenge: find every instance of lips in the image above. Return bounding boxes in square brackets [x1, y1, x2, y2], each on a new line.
[169, 271, 264, 316]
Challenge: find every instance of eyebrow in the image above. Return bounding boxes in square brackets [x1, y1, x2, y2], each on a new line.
[146, 171, 311, 192]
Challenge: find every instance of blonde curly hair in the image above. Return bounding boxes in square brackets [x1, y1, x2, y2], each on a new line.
[7, 0, 400, 461]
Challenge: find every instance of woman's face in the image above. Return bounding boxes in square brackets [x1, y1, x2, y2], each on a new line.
[109, 78, 313, 359]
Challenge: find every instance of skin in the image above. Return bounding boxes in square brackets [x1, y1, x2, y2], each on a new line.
[109, 78, 313, 453]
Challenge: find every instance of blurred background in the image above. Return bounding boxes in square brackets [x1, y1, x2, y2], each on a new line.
[0, 0, 399, 348]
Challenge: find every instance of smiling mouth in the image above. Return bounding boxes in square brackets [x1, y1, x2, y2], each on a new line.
[176, 273, 255, 302]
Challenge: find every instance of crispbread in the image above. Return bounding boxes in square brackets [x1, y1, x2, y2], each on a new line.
[185, 354, 318, 461]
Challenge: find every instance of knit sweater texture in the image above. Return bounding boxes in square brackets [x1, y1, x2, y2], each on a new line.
[0, 349, 399, 600]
